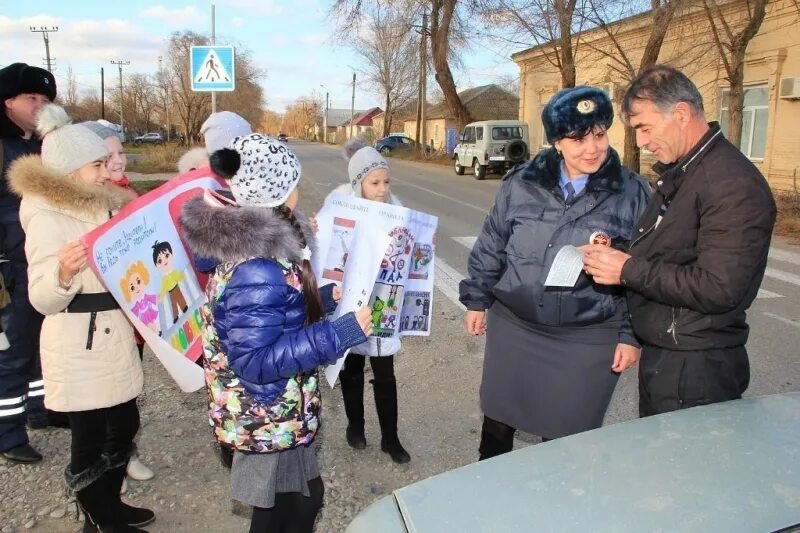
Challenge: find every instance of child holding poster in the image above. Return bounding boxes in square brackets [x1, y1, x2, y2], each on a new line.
[181, 133, 372, 533]
[8, 104, 155, 531]
[325, 138, 411, 464]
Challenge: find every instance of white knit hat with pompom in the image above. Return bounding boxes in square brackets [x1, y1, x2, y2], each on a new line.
[37, 104, 108, 175]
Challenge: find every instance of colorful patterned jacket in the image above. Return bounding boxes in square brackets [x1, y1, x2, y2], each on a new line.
[181, 195, 367, 452]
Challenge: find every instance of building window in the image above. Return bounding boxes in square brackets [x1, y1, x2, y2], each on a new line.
[719, 85, 768, 160]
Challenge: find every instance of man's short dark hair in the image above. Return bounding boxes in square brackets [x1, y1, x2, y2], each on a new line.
[622, 65, 704, 118]
[152, 240, 173, 265]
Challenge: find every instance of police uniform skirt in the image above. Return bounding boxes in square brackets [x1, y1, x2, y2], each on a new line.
[480, 301, 621, 439]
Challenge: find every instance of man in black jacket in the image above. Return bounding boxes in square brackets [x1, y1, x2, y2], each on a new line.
[583, 65, 776, 417]
[0, 63, 59, 463]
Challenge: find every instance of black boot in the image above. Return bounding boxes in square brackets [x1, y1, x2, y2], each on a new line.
[340, 358, 367, 449]
[372, 378, 410, 464]
[77, 473, 148, 532]
[477, 416, 515, 461]
[106, 465, 155, 527]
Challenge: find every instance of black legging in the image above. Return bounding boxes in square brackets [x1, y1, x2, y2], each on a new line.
[68, 399, 140, 474]
[342, 351, 395, 382]
[249, 476, 324, 533]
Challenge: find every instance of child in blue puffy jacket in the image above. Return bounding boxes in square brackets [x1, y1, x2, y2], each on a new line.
[181, 133, 372, 533]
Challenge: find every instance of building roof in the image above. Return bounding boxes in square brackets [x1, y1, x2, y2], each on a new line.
[325, 108, 365, 127]
[349, 107, 383, 127]
[422, 84, 519, 121]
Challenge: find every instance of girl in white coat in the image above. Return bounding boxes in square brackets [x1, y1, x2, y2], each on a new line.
[327, 138, 410, 464]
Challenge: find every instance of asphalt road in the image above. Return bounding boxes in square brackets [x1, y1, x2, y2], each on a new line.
[290, 138, 800, 433]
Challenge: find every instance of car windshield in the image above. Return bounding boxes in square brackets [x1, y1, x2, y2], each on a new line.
[491, 127, 523, 141]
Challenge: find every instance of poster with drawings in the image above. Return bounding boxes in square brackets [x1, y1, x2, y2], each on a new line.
[82, 169, 228, 393]
[313, 194, 438, 341]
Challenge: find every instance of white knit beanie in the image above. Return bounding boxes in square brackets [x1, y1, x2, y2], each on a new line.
[343, 138, 389, 198]
[210, 133, 302, 208]
[38, 104, 108, 176]
[200, 111, 252, 154]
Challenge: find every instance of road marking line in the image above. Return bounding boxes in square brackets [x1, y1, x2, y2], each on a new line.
[434, 258, 465, 309]
[757, 289, 784, 299]
[764, 267, 800, 287]
[391, 178, 488, 214]
[453, 236, 477, 250]
[763, 312, 800, 329]
[769, 247, 800, 266]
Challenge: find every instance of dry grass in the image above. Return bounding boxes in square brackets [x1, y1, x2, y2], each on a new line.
[126, 144, 186, 173]
[386, 149, 452, 166]
[774, 192, 800, 242]
[130, 179, 168, 196]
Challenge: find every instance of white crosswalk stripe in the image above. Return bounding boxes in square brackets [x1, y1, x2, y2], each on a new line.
[451, 236, 793, 299]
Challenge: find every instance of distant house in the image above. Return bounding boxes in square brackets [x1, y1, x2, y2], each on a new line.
[323, 108, 364, 144]
[372, 100, 421, 138]
[337, 107, 384, 142]
[404, 84, 520, 150]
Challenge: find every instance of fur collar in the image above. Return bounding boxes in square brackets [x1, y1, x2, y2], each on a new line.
[181, 195, 316, 264]
[518, 147, 625, 194]
[7, 154, 137, 215]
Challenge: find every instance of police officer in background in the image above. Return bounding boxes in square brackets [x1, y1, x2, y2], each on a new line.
[0, 63, 65, 464]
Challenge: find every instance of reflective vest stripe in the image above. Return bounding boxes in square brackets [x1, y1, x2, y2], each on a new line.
[29, 379, 44, 389]
[0, 395, 26, 406]
[28, 389, 44, 398]
[0, 405, 25, 417]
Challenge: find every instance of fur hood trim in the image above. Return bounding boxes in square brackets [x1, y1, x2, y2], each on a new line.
[325, 182, 403, 206]
[177, 148, 210, 174]
[518, 146, 625, 195]
[181, 195, 316, 264]
[8, 154, 137, 214]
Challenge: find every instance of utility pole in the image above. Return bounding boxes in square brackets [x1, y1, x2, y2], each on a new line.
[418, 12, 428, 156]
[30, 27, 58, 73]
[110, 60, 130, 141]
[349, 73, 356, 139]
[159, 56, 171, 142]
[211, 3, 217, 114]
[100, 67, 105, 120]
[320, 84, 329, 144]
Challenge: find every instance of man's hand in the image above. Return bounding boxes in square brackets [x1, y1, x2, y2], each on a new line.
[582, 245, 630, 286]
[611, 343, 640, 373]
[465, 310, 487, 336]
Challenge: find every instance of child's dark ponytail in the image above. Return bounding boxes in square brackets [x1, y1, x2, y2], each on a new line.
[274, 205, 324, 325]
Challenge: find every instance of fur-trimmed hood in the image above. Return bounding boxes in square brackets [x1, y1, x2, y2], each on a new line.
[181, 194, 316, 265]
[518, 146, 625, 195]
[7, 154, 137, 216]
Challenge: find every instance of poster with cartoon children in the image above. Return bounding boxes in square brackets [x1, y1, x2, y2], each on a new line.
[83, 169, 228, 392]
[312, 194, 438, 340]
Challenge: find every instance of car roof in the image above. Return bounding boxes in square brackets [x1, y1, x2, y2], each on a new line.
[348, 393, 800, 532]
[464, 120, 528, 127]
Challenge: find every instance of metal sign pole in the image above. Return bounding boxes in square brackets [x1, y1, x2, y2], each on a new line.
[211, 4, 217, 114]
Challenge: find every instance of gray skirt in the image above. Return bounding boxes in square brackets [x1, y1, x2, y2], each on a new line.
[481, 302, 621, 439]
[231, 443, 320, 509]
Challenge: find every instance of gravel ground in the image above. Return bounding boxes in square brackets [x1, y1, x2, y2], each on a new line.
[0, 181, 510, 532]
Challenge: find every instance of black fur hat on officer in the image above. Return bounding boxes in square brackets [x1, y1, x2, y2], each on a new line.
[0, 63, 57, 102]
[542, 86, 613, 144]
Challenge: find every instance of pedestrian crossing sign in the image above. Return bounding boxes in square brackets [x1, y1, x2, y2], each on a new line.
[190, 46, 235, 92]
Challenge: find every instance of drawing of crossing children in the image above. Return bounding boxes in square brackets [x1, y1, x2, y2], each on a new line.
[120, 261, 159, 332]
[152, 240, 189, 322]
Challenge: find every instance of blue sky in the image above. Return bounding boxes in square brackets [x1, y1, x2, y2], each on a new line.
[0, 0, 519, 113]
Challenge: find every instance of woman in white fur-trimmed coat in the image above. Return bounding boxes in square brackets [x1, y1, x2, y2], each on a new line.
[324, 138, 410, 464]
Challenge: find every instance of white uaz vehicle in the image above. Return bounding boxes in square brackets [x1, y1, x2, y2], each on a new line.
[453, 120, 529, 180]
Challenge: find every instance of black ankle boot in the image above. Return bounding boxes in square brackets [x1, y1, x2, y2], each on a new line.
[373, 378, 410, 464]
[340, 364, 367, 449]
[105, 465, 155, 527]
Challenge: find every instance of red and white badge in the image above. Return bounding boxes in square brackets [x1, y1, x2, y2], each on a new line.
[589, 231, 611, 246]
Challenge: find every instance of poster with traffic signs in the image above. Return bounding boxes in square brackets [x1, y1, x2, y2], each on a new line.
[312, 194, 438, 341]
[191, 45, 235, 91]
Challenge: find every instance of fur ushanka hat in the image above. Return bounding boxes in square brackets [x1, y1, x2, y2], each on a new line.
[209, 133, 301, 208]
[542, 86, 614, 144]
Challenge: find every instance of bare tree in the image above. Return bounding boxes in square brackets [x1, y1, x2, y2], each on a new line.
[479, 0, 585, 89]
[701, 0, 768, 149]
[583, 0, 686, 171]
[355, 10, 419, 136]
[331, 0, 475, 128]
[260, 110, 283, 135]
[63, 65, 79, 109]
